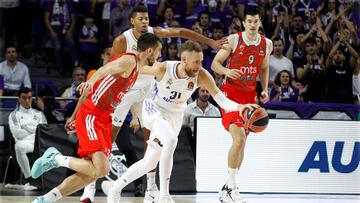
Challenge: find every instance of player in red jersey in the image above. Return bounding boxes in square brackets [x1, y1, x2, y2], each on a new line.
[30, 33, 162, 203]
[212, 8, 273, 203]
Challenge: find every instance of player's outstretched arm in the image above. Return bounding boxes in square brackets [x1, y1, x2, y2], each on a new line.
[211, 35, 242, 79]
[198, 68, 259, 113]
[139, 61, 167, 80]
[153, 27, 226, 50]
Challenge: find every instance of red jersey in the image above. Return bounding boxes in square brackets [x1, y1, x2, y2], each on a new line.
[223, 32, 267, 92]
[83, 52, 138, 112]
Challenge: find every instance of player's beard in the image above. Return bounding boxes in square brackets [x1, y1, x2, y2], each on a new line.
[185, 64, 198, 77]
[147, 58, 155, 66]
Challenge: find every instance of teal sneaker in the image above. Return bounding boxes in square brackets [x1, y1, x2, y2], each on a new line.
[31, 196, 51, 203]
[31, 147, 60, 179]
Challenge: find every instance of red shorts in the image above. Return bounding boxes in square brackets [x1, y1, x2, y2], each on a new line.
[220, 85, 257, 132]
[75, 103, 112, 158]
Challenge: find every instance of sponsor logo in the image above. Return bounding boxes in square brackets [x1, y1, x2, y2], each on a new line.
[298, 141, 359, 173]
[187, 81, 194, 90]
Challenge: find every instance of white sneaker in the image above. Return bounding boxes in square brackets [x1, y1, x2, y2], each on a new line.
[107, 189, 121, 203]
[219, 184, 246, 203]
[158, 195, 175, 203]
[80, 180, 96, 202]
[101, 180, 113, 196]
[144, 184, 159, 203]
[23, 183, 38, 191]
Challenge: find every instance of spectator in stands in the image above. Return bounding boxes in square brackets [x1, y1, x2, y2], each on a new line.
[296, 37, 326, 103]
[326, 35, 359, 104]
[0, 46, 31, 96]
[156, 0, 192, 23]
[301, 17, 330, 57]
[290, 0, 318, 30]
[353, 57, 360, 104]
[270, 70, 307, 102]
[164, 42, 179, 61]
[290, 14, 305, 40]
[59, 67, 86, 110]
[78, 12, 99, 72]
[270, 3, 290, 45]
[197, 11, 212, 38]
[269, 37, 295, 89]
[110, 0, 133, 40]
[183, 87, 221, 133]
[8, 87, 47, 190]
[228, 16, 242, 34]
[318, 0, 338, 27]
[35, 86, 64, 123]
[0, 74, 3, 96]
[0, 0, 21, 54]
[44, 0, 79, 76]
[286, 32, 305, 71]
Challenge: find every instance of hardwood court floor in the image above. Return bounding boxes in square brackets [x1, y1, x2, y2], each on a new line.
[1, 194, 359, 203]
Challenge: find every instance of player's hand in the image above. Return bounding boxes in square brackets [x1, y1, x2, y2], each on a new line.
[65, 116, 76, 135]
[212, 37, 228, 50]
[76, 82, 93, 97]
[237, 103, 260, 115]
[225, 69, 242, 80]
[130, 117, 140, 133]
[257, 91, 269, 103]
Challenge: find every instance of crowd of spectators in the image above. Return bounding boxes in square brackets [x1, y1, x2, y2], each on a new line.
[0, 0, 359, 117]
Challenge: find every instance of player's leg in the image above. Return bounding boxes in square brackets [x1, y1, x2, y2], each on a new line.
[152, 116, 178, 203]
[135, 96, 159, 201]
[105, 139, 162, 203]
[31, 152, 109, 203]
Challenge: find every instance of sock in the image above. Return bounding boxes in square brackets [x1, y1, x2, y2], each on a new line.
[147, 172, 156, 189]
[227, 168, 238, 188]
[43, 187, 62, 202]
[55, 154, 71, 168]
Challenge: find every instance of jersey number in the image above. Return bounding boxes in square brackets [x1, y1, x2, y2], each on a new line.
[170, 91, 182, 99]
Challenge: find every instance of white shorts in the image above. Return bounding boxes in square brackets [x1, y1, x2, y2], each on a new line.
[112, 86, 150, 127]
[142, 98, 183, 137]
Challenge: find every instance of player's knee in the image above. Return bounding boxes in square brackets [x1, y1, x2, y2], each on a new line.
[164, 136, 178, 147]
[94, 166, 109, 178]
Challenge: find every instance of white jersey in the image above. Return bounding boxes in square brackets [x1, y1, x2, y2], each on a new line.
[151, 61, 198, 112]
[123, 26, 154, 90]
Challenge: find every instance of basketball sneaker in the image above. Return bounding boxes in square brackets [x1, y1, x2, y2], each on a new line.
[31, 147, 60, 179]
[107, 190, 121, 203]
[31, 196, 51, 203]
[80, 180, 96, 202]
[158, 195, 175, 203]
[144, 184, 159, 203]
[101, 180, 113, 196]
[219, 184, 246, 203]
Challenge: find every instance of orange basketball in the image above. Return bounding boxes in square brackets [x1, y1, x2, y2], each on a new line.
[241, 107, 269, 133]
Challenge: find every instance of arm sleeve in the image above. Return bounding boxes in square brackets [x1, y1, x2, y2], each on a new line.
[8, 112, 30, 141]
[213, 92, 239, 112]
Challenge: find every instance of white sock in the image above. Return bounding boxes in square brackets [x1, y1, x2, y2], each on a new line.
[55, 154, 71, 168]
[147, 172, 156, 189]
[227, 168, 238, 188]
[43, 187, 62, 202]
[81, 180, 96, 201]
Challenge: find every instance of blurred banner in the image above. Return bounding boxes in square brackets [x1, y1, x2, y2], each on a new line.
[196, 118, 360, 194]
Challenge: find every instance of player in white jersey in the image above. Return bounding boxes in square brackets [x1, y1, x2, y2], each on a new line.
[101, 41, 258, 203]
[90, 5, 227, 203]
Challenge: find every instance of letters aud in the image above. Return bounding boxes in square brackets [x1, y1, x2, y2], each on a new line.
[299, 141, 359, 173]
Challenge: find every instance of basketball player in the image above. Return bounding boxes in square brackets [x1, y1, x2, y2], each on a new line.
[101, 40, 258, 203]
[106, 5, 226, 203]
[30, 33, 162, 203]
[211, 8, 273, 203]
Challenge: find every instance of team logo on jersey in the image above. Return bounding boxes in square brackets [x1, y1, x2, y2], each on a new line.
[239, 44, 245, 54]
[166, 78, 173, 85]
[187, 81, 194, 90]
[33, 115, 38, 121]
[132, 45, 137, 51]
[259, 49, 265, 56]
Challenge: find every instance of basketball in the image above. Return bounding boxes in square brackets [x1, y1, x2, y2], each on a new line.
[242, 107, 269, 133]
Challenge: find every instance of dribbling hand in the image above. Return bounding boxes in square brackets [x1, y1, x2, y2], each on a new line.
[237, 103, 260, 115]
